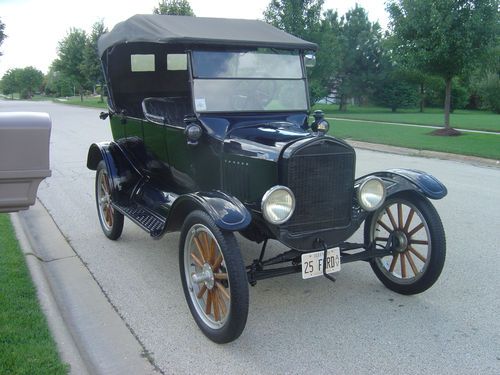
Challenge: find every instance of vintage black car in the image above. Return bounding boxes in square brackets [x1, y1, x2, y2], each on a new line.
[87, 15, 447, 343]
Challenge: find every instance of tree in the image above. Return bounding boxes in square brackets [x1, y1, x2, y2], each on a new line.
[44, 63, 73, 97]
[387, 0, 499, 134]
[1, 69, 18, 98]
[264, 1, 327, 102]
[264, 0, 324, 40]
[372, 57, 419, 112]
[153, 0, 195, 16]
[334, 5, 384, 111]
[82, 20, 108, 102]
[477, 72, 500, 113]
[0, 18, 6, 57]
[308, 9, 342, 102]
[16, 66, 44, 98]
[1, 67, 44, 99]
[55, 28, 88, 101]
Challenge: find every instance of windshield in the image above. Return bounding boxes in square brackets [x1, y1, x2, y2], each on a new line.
[192, 50, 308, 112]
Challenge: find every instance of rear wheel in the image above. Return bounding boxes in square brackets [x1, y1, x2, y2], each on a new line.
[365, 192, 446, 295]
[95, 160, 124, 240]
[179, 210, 249, 343]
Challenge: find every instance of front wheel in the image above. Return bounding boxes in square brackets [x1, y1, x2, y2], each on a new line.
[179, 210, 249, 343]
[364, 192, 446, 295]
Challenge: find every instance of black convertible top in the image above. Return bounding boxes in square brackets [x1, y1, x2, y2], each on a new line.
[98, 14, 317, 57]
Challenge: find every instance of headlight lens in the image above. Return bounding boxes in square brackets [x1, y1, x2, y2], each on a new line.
[261, 186, 295, 224]
[357, 177, 386, 211]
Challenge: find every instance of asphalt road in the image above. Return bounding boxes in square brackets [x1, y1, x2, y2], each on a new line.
[2, 100, 499, 374]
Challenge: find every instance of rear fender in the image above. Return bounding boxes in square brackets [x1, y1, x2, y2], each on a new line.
[87, 142, 141, 201]
[166, 191, 251, 233]
[356, 169, 447, 200]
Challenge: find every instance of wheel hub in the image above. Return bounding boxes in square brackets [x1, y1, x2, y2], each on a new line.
[392, 231, 408, 253]
[192, 263, 215, 289]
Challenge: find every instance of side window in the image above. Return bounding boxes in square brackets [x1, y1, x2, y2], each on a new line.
[167, 54, 187, 71]
[131, 54, 155, 72]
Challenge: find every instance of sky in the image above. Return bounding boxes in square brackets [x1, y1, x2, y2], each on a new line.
[0, 0, 389, 77]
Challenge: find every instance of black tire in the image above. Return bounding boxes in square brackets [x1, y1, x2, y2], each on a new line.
[364, 192, 446, 295]
[95, 160, 124, 240]
[179, 210, 249, 343]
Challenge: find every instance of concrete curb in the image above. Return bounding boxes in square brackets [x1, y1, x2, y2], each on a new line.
[11, 212, 90, 375]
[346, 140, 500, 169]
[12, 202, 157, 375]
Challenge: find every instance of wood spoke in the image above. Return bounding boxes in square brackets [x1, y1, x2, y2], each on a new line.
[214, 273, 228, 280]
[209, 238, 216, 264]
[385, 207, 398, 230]
[197, 284, 207, 299]
[104, 205, 113, 226]
[408, 246, 427, 263]
[377, 219, 393, 234]
[201, 232, 210, 256]
[212, 254, 223, 272]
[218, 292, 227, 316]
[403, 209, 415, 232]
[215, 281, 230, 300]
[405, 252, 419, 276]
[410, 239, 428, 245]
[389, 253, 399, 272]
[397, 203, 403, 229]
[190, 252, 204, 268]
[193, 236, 206, 263]
[375, 237, 389, 242]
[408, 223, 424, 237]
[102, 176, 110, 194]
[205, 290, 213, 315]
[213, 290, 220, 321]
[400, 251, 407, 278]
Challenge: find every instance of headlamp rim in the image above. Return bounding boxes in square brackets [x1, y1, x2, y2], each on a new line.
[261, 185, 296, 225]
[357, 176, 386, 212]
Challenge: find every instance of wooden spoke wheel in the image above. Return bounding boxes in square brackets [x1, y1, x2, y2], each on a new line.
[95, 161, 124, 240]
[365, 192, 446, 295]
[179, 210, 248, 343]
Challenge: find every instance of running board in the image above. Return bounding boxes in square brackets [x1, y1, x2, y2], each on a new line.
[113, 203, 166, 237]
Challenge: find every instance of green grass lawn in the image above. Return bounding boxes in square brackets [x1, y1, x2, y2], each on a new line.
[330, 119, 500, 160]
[314, 104, 500, 132]
[54, 95, 107, 109]
[0, 214, 69, 375]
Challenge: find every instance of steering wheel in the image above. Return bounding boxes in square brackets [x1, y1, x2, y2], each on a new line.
[232, 79, 277, 111]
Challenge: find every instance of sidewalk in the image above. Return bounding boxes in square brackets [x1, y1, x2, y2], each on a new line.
[11, 202, 157, 375]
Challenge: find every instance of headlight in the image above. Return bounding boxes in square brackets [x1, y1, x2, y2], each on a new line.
[261, 186, 295, 224]
[357, 177, 386, 211]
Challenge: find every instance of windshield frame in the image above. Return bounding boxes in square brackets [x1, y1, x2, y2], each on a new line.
[188, 49, 311, 114]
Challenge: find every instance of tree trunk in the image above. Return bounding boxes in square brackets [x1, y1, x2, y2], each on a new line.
[419, 82, 425, 113]
[443, 78, 452, 129]
[99, 81, 104, 103]
[80, 88, 84, 102]
[432, 77, 461, 136]
[339, 95, 347, 112]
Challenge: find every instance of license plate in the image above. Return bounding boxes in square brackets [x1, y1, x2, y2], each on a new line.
[301, 248, 341, 279]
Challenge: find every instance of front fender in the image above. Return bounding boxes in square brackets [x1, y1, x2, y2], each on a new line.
[166, 191, 252, 232]
[356, 169, 447, 200]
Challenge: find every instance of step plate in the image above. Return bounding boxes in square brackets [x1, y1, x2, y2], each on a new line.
[114, 203, 166, 237]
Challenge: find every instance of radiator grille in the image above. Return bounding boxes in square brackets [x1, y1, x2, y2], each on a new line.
[284, 139, 355, 233]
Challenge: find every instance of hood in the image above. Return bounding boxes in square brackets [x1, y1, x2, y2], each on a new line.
[224, 121, 312, 162]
